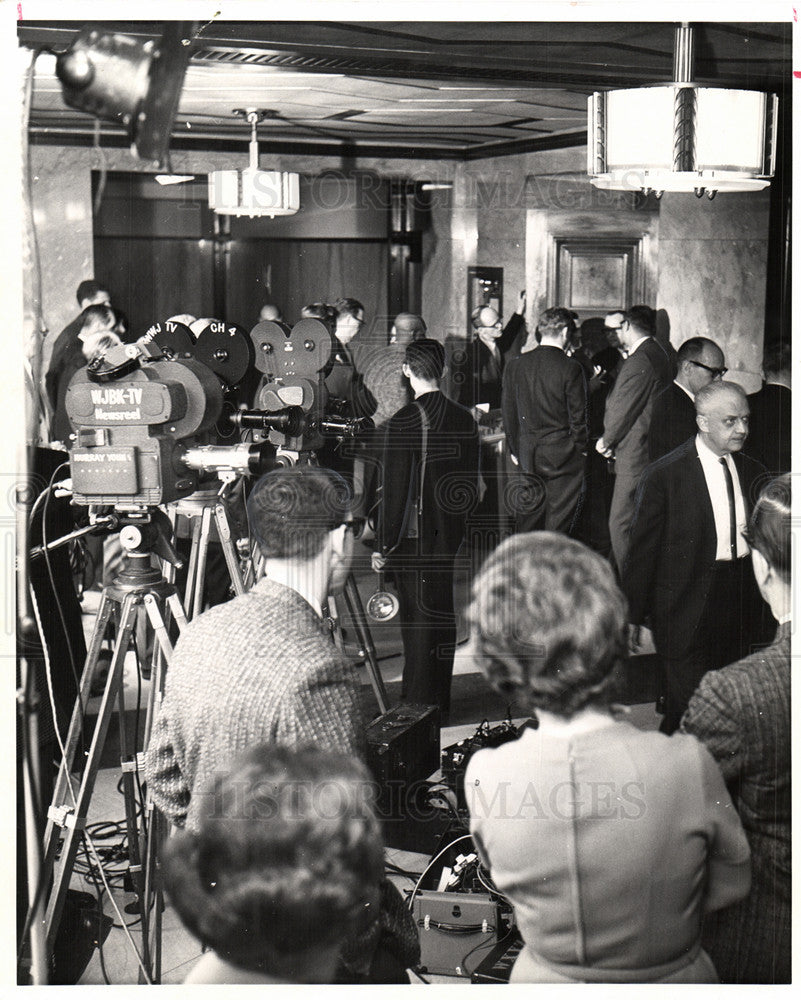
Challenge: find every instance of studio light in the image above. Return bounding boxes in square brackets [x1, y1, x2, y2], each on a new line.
[587, 24, 777, 199]
[55, 22, 194, 168]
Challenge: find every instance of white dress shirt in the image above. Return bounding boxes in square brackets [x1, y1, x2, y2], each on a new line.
[695, 434, 749, 560]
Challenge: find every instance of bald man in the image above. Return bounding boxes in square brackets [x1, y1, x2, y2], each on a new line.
[623, 381, 770, 733]
[448, 293, 526, 410]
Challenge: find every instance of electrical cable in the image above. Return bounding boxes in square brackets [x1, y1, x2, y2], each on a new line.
[40, 462, 84, 728]
[80, 837, 111, 985]
[407, 833, 473, 912]
[25, 588, 154, 983]
[461, 923, 518, 980]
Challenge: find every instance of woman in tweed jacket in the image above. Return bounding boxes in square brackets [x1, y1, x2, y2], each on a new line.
[681, 474, 791, 983]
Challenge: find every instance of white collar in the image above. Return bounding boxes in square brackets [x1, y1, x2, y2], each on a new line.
[696, 433, 735, 466]
[627, 335, 649, 356]
[674, 379, 694, 400]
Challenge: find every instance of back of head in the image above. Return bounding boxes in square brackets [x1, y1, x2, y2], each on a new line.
[623, 304, 655, 338]
[748, 473, 791, 583]
[80, 304, 116, 339]
[162, 743, 383, 979]
[259, 304, 282, 323]
[676, 336, 720, 366]
[537, 306, 576, 342]
[404, 337, 445, 382]
[335, 298, 365, 322]
[76, 279, 108, 307]
[247, 465, 351, 561]
[467, 532, 627, 717]
[392, 312, 427, 343]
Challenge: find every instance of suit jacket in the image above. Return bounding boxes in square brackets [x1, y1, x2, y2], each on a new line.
[501, 345, 588, 476]
[648, 381, 698, 462]
[746, 383, 791, 473]
[623, 438, 768, 659]
[603, 337, 672, 479]
[447, 313, 526, 408]
[377, 389, 480, 558]
[680, 620, 790, 982]
[45, 312, 85, 412]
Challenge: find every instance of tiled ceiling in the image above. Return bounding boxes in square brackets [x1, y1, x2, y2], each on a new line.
[19, 19, 791, 160]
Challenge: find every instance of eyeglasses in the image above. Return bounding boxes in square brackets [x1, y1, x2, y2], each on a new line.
[689, 359, 728, 379]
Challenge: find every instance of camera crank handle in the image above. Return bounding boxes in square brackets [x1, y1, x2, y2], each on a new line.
[151, 530, 184, 570]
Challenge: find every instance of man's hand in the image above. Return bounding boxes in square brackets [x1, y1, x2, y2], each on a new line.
[371, 551, 386, 573]
[595, 437, 614, 459]
[628, 624, 643, 653]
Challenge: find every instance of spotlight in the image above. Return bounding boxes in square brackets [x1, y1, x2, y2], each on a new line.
[55, 22, 195, 167]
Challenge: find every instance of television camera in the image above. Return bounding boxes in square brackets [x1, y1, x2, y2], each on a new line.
[233, 317, 372, 459]
[64, 334, 282, 508]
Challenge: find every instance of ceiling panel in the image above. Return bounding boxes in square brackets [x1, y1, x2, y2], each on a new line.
[18, 19, 791, 160]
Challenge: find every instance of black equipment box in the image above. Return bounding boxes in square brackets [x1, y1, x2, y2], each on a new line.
[470, 929, 525, 983]
[440, 718, 524, 809]
[365, 704, 440, 787]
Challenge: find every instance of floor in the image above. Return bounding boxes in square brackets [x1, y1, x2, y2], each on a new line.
[61, 538, 660, 986]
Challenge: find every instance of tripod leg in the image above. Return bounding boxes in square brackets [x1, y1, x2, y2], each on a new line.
[40, 592, 116, 901]
[44, 592, 137, 954]
[116, 612, 151, 977]
[182, 515, 202, 618]
[190, 504, 213, 619]
[341, 574, 390, 714]
[214, 502, 246, 597]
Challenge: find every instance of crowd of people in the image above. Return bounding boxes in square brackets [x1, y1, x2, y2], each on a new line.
[41, 281, 791, 984]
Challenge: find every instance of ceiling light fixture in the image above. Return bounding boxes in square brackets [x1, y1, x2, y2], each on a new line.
[588, 23, 777, 199]
[207, 109, 300, 217]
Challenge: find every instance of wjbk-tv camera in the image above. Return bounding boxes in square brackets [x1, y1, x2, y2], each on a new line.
[64, 336, 280, 507]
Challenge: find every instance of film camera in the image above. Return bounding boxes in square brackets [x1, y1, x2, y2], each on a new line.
[233, 317, 372, 457]
[64, 335, 281, 507]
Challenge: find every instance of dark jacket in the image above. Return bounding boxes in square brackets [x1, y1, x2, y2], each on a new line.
[501, 345, 588, 475]
[648, 381, 697, 462]
[746, 383, 791, 474]
[377, 389, 480, 558]
[602, 337, 672, 479]
[623, 438, 767, 659]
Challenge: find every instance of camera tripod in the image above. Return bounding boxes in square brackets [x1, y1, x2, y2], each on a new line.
[37, 512, 185, 982]
[168, 481, 247, 620]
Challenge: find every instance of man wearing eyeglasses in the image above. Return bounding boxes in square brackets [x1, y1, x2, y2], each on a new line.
[648, 337, 727, 461]
[448, 292, 527, 411]
[623, 381, 770, 734]
[596, 305, 672, 571]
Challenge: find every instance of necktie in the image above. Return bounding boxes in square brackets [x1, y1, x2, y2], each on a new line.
[719, 456, 738, 560]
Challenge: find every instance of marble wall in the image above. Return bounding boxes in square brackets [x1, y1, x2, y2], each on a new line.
[656, 191, 771, 392]
[29, 140, 772, 396]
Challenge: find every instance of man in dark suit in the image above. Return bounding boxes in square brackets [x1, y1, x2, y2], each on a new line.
[623, 381, 770, 734]
[746, 341, 791, 474]
[596, 305, 672, 571]
[648, 336, 726, 461]
[447, 292, 526, 411]
[45, 280, 111, 422]
[372, 339, 480, 722]
[502, 307, 588, 534]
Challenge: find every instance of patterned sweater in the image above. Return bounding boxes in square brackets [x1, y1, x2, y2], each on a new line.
[144, 576, 364, 831]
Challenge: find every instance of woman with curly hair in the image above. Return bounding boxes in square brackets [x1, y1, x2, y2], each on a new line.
[465, 532, 750, 983]
[162, 743, 384, 984]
